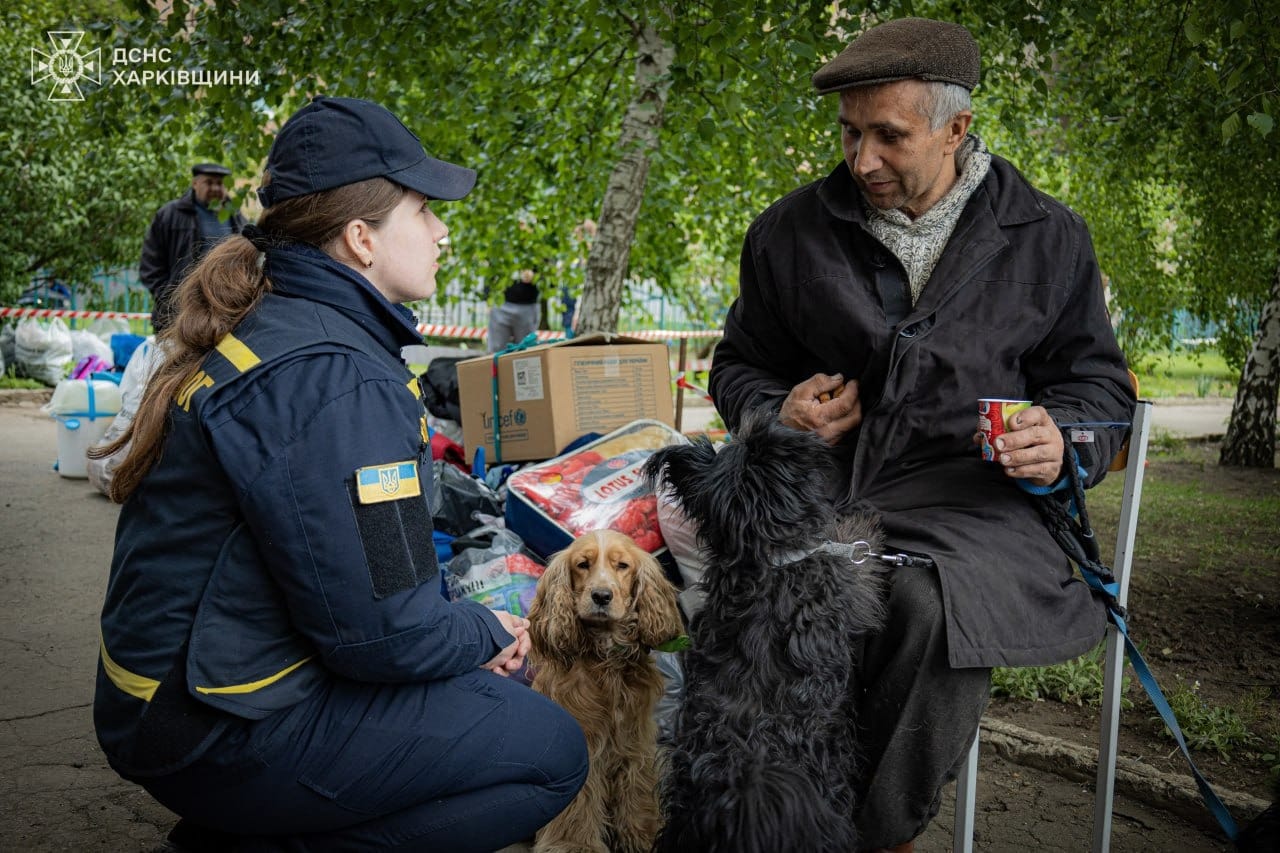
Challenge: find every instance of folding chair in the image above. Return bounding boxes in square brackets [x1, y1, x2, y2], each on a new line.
[952, 398, 1154, 853]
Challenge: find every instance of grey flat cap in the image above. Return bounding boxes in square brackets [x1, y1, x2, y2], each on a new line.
[812, 17, 980, 95]
[191, 162, 232, 177]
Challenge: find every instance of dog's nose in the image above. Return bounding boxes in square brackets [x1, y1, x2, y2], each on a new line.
[591, 588, 613, 607]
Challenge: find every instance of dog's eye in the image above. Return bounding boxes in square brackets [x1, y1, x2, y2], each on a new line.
[575, 560, 590, 570]
[616, 561, 630, 571]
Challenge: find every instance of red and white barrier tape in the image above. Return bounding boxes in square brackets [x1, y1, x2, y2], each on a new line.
[674, 372, 714, 402]
[415, 324, 723, 341]
[0, 307, 151, 320]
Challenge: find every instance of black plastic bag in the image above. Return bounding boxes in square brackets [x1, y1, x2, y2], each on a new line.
[423, 356, 468, 422]
[430, 461, 502, 536]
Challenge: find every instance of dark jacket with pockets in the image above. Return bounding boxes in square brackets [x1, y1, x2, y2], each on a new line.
[710, 156, 1136, 669]
[139, 189, 247, 330]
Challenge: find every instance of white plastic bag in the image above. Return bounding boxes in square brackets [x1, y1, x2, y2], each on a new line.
[14, 317, 73, 386]
[87, 338, 164, 495]
[69, 329, 114, 367]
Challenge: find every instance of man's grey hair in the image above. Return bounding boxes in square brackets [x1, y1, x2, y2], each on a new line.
[921, 81, 972, 130]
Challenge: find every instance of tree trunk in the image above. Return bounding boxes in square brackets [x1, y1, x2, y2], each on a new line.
[575, 22, 674, 336]
[1219, 256, 1280, 467]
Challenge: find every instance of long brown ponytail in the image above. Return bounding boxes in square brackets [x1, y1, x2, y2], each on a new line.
[91, 176, 405, 503]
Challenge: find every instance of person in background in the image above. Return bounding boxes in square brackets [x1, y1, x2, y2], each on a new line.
[487, 268, 541, 351]
[139, 163, 248, 331]
[558, 282, 577, 337]
[92, 97, 587, 852]
[708, 17, 1135, 851]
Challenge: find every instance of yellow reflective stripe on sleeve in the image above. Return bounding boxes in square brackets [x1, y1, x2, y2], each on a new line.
[194, 655, 315, 696]
[100, 639, 159, 702]
[215, 333, 261, 373]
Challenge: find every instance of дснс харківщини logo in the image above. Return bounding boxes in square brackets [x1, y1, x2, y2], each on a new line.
[31, 30, 101, 101]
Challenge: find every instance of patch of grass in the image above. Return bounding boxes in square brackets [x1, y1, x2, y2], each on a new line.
[0, 367, 45, 390]
[1259, 735, 1280, 787]
[1084, 447, 1280, 578]
[1150, 676, 1259, 759]
[992, 646, 1128, 708]
[1132, 347, 1237, 399]
[1145, 427, 1188, 456]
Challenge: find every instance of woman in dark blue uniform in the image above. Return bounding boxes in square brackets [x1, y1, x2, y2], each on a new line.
[92, 97, 588, 851]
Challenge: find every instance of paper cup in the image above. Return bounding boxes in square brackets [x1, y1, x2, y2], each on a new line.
[978, 399, 1032, 461]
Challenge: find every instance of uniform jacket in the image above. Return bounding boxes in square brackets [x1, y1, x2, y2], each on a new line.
[139, 190, 247, 329]
[710, 156, 1136, 669]
[96, 243, 512, 776]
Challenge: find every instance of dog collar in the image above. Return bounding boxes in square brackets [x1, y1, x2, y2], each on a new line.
[768, 541, 869, 568]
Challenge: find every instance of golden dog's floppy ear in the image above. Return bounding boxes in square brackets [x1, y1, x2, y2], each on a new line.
[632, 549, 685, 649]
[528, 547, 585, 666]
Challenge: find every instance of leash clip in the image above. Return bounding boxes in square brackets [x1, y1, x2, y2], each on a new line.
[848, 540, 933, 569]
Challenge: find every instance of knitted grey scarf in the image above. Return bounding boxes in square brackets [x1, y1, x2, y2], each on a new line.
[864, 133, 991, 305]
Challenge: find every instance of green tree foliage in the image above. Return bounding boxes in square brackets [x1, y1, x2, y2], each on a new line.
[975, 0, 1279, 465]
[133, 0, 848, 329]
[0, 3, 185, 305]
[7, 3, 1276, 463]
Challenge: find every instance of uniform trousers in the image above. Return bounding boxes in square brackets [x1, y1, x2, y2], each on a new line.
[138, 670, 588, 851]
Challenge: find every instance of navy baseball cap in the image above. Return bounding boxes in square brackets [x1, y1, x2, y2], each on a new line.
[257, 96, 476, 208]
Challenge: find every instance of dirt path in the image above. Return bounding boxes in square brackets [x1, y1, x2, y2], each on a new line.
[0, 398, 1244, 851]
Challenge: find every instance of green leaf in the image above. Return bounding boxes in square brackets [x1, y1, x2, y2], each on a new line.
[1183, 19, 1205, 46]
[1221, 111, 1242, 142]
[1246, 112, 1274, 137]
[653, 634, 690, 653]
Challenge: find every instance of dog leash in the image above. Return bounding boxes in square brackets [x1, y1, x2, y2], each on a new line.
[783, 540, 937, 570]
[1040, 421, 1240, 842]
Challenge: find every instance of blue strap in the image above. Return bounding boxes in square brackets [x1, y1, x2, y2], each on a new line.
[1110, 603, 1240, 840]
[1043, 419, 1239, 842]
[1074, 541, 1241, 841]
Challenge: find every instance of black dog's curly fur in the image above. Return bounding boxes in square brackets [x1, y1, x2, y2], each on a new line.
[644, 411, 886, 853]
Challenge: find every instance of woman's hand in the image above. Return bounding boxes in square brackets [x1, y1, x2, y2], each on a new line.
[482, 610, 531, 677]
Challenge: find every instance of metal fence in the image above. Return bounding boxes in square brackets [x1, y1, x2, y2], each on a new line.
[29, 269, 723, 335]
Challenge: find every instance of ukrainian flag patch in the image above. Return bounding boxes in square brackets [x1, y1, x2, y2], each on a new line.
[355, 461, 421, 504]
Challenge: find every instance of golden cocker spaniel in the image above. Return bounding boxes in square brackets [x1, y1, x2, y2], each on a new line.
[528, 529, 684, 853]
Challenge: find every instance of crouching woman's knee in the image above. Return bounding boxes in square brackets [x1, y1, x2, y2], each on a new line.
[541, 703, 590, 807]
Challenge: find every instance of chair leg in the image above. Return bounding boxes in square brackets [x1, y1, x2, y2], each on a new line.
[1093, 623, 1125, 852]
[953, 729, 979, 853]
[1092, 399, 1152, 853]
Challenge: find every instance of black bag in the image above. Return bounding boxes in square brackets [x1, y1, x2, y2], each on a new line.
[423, 356, 468, 422]
[430, 461, 502, 537]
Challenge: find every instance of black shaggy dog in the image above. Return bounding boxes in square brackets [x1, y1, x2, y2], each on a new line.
[643, 411, 886, 853]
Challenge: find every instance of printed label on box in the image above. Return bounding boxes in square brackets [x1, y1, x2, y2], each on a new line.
[513, 356, 544, 402]
[569, 356, 660, 432]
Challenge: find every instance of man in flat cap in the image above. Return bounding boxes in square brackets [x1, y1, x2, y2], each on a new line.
[139, 162, 248, 331]
[709, 17, 1135, 851]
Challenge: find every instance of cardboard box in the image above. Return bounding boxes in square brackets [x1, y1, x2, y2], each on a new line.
[456, 334, 673, 464]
